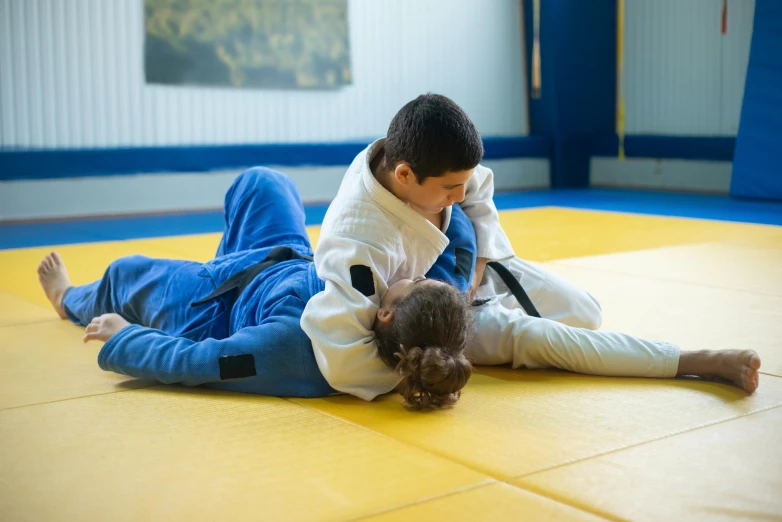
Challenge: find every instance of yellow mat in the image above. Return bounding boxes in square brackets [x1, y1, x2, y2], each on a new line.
[292, 370, 782, 480]
[1, 207, 780, 521]
[0, 290, 58, 327]
[516, 406, 782, 520]
[0, 387, 490, 522]
[0, 320, 155, 410]
[499, 207, 782, 261]
[558, 241, 782, 296]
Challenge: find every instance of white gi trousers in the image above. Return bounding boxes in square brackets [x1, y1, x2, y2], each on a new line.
[468, 258, 680, 378]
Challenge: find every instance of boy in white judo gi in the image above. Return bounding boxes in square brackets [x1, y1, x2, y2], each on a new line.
[301, 93, 761, 400]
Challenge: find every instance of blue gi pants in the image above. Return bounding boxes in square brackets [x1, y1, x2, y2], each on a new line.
[62, 167, 336, 397]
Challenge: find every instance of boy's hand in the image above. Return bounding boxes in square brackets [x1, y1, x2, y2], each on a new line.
[83, 313, 131, 343]
[468, 257, 488, 301]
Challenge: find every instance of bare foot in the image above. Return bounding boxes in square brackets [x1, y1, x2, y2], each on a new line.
[678, 349, 761, 393]
[37, 251, 72, 319]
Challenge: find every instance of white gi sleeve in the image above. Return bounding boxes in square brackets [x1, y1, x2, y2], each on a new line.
[300, 234, 402, 401]
[461, 164, 515, 261]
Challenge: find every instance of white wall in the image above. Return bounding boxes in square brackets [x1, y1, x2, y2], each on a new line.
[591, 157, 733, 193]
[0, 0, 529, 148]
[623, 0, 754, 136]
[594, 0, 755, 193]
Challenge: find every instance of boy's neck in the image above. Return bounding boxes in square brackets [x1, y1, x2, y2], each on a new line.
[371, 151, 407, 204]
[370, 148, 443, 229]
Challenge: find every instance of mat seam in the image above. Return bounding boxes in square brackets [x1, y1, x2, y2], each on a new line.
[503, 404, 782, 520]
[0, 317, 61, 327]
[500, 481, 621, 522]
[0, 385, 157, 412]
[511, 402, 782, 481]
[282, 397, 488, 470]
[347, 481, 616, 522]
[284, 398, 645, 522]
[345, 482, 494, 522]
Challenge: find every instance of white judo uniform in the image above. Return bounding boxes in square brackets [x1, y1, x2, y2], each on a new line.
[301, 139, 680, 401]
[468, 261, 680, 379]
[301, 138, 515, 400]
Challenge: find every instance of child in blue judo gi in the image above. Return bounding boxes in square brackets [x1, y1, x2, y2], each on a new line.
[37, 167, 475, 409]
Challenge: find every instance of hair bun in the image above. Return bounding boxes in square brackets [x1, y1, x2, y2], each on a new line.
[394, 345, 423, 376]
[394, 345, 472, 411]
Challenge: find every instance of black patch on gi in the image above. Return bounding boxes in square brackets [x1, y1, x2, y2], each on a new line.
[454, 248, 473, 281]
[471, 298, 492, 307]
[219, 354, 257, 380]
[350, 265, 375, 297]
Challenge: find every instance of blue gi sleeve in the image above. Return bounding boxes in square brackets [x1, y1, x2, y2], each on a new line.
[97, 318, 332, 397]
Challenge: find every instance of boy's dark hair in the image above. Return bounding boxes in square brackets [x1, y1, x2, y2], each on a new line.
[383, 93, 483, 183]
[374, 282, 474, 411]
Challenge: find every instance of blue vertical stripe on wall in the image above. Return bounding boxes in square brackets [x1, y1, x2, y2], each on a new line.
[523, 0, 617, 188]
[730, 0, 782, 200]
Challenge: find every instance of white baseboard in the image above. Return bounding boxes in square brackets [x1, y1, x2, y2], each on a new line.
[0, 159, 549, 222]
[590, 157, 733, 193]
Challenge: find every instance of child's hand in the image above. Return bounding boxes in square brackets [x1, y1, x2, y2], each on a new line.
[83, 313, 131, 343]
[468, 257, 488, 301]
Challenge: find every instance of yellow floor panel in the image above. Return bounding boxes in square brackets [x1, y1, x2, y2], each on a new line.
[542, 263, 782, 377]
[292, 370, 782, 481]
[0, 386, 491, 522]
[1, 207, 780, 520]
[0, 321, 155, 410]
[363, 483, 603, 522]
[558, 241, 782, 296]
[134, 232, 223, 262]
[134, 225, 323, 262]
[0, 290, 58, 326]
[499, 207, 782, 262]
[515, 406, 782, 521]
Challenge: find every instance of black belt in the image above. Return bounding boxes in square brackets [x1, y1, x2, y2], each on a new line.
[192, 246, 313, 307]
[486, 261, 541, 318]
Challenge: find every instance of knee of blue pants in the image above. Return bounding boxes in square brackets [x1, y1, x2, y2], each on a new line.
[226, 167, 301, 210]
[109, 254, 151, 274]
[218, 166, 310, 256]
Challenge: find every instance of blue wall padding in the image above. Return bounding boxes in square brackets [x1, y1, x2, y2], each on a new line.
[524, 0, 617, 188]
[730, 0, 782, 200]
[591, 135, 735, 161]
[0, 137, 549, 181]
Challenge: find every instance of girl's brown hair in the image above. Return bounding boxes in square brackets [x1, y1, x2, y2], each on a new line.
[375, 282, 474, 410]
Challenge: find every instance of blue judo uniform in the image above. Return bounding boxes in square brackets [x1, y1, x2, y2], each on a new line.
[63, 167, 477, 398]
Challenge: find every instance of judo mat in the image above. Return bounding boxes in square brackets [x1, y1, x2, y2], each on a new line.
[1, 191, 782, 521]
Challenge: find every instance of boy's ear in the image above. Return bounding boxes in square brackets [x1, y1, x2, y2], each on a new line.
[376, 307, 394, 324]
[393, 163, 416, 186]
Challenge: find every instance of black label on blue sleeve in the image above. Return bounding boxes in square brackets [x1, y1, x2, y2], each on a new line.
[219, 354, 257, 380]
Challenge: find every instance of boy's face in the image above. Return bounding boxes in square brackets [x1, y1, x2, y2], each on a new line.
[400, 168, 473, 215]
